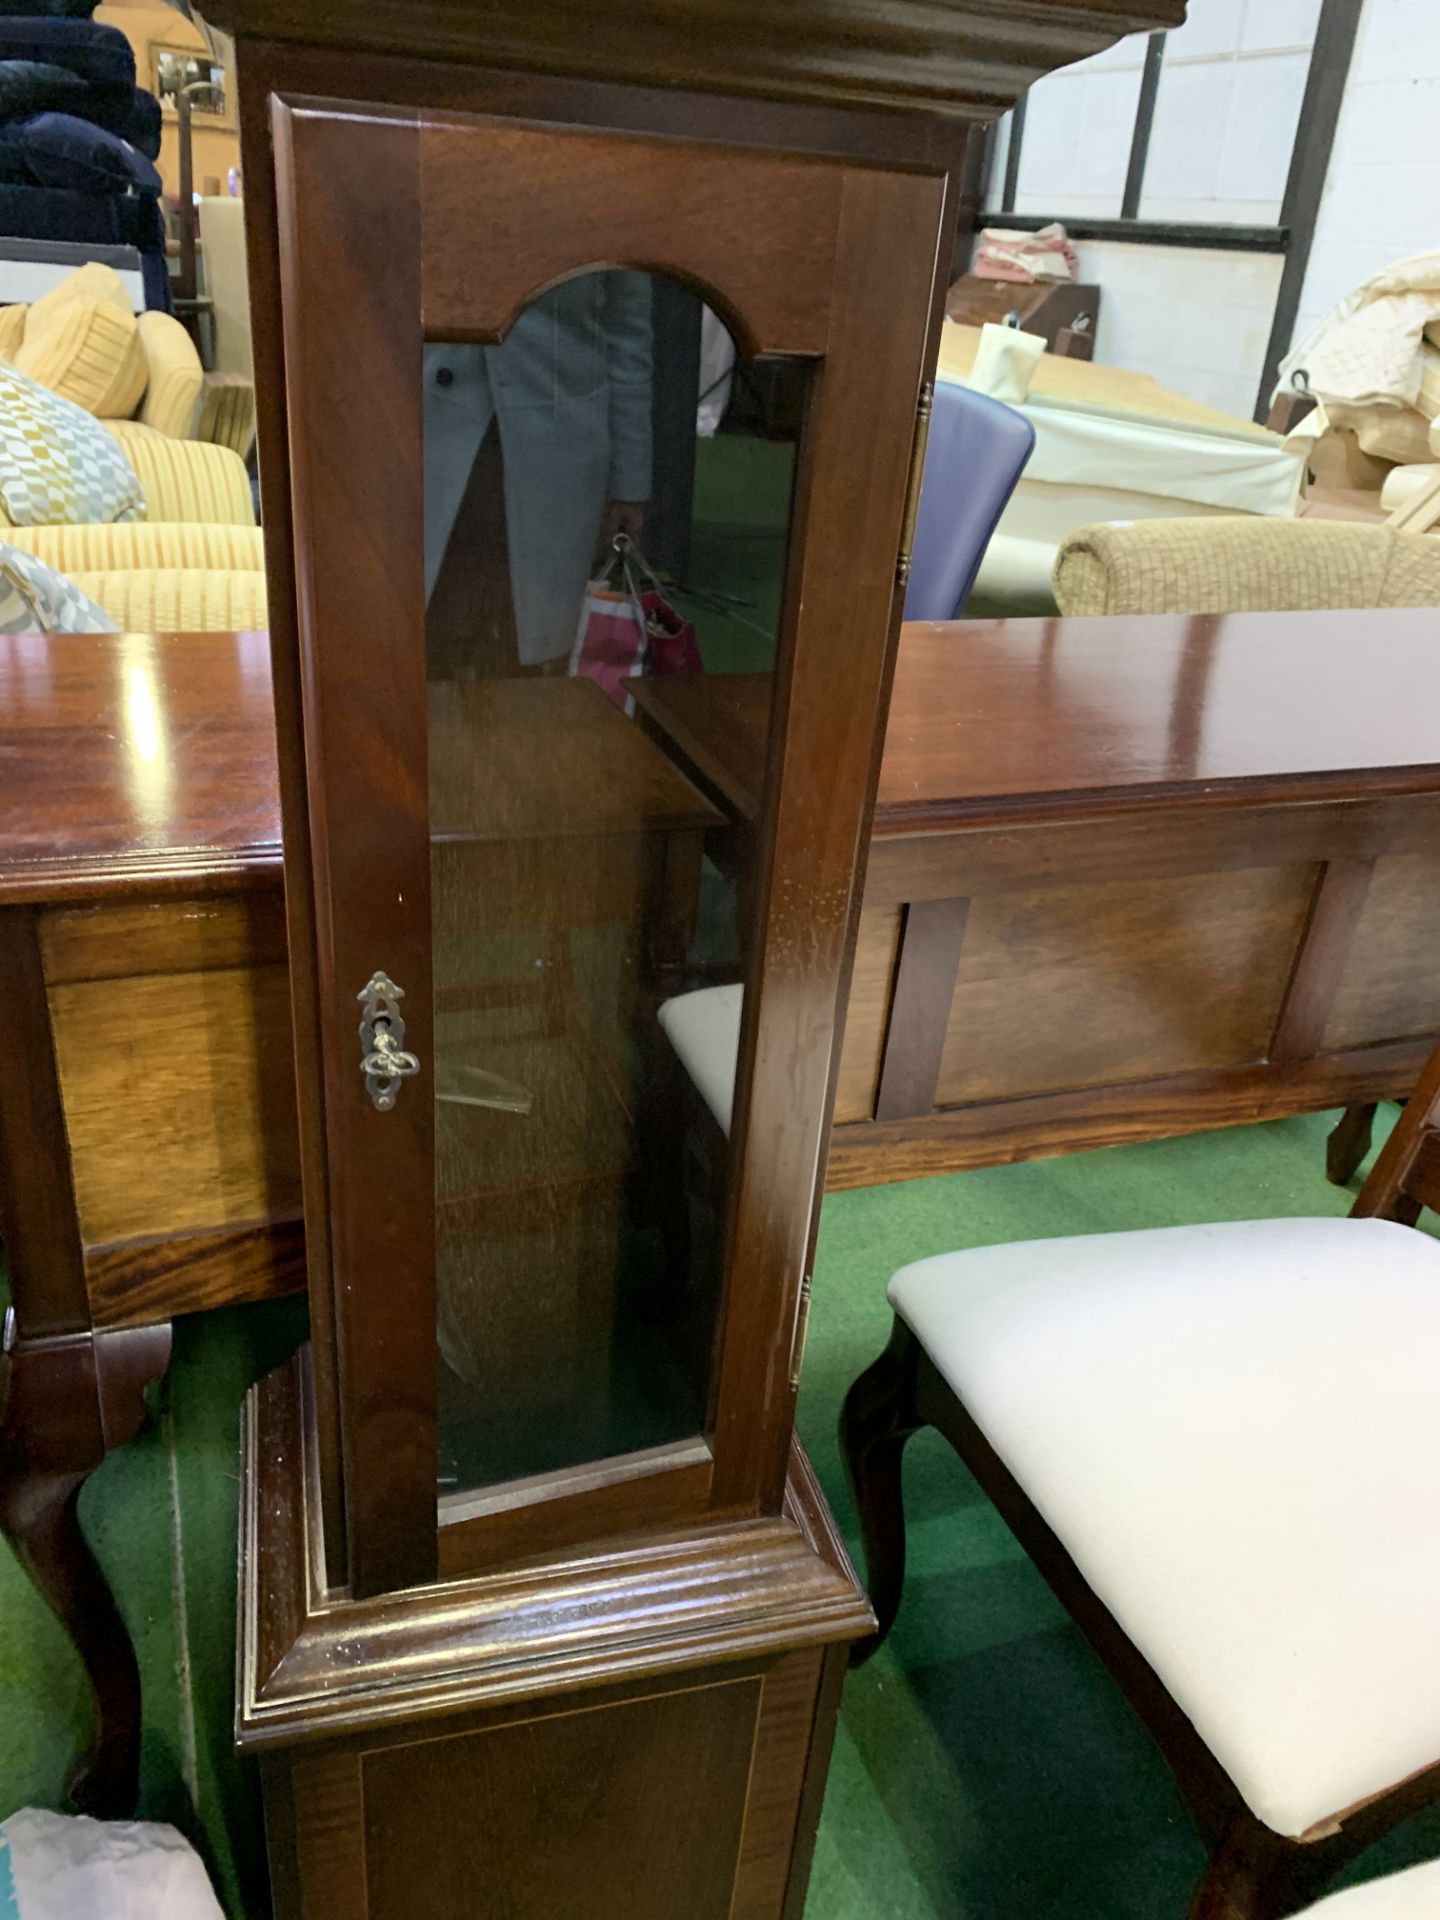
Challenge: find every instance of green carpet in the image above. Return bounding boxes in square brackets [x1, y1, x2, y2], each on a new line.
[3, 1109, 1438, 1916]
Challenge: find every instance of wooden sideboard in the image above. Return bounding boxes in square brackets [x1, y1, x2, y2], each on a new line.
[5, 609, 1440, 1811]
[633, 609, 1440, 1188]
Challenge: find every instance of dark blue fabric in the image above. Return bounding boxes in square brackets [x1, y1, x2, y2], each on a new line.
[0, 2, 98, 17]
[0, 59, 87, 118]
[0, 69, 159, 156]
[0, 180, 171, 309]
[124, 85, 160, 159]
[0, 20, 132, 90]
[0, 110, 160, 194]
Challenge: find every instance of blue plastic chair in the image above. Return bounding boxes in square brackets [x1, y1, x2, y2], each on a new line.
[902, 379, 1036, 622]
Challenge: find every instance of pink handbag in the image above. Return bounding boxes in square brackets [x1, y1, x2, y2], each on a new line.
[569, 535, 703, 714]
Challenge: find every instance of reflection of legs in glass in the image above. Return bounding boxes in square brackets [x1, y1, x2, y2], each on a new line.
[427, 423, 522, 683]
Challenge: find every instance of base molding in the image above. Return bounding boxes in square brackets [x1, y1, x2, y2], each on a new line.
[239, 1348, 871, 1920]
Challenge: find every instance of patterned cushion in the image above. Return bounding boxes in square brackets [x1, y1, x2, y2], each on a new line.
[14, 275, 146, 417]
[0, 361, 145, 524]
[0, 536, 115, 632]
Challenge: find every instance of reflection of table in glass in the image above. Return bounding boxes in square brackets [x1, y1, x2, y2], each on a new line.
[426, 675, 723, 1486]
[633, 610, 1440, 1188]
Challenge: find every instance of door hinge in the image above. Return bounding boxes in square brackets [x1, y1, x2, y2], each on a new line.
[788, 1271, 814, 1392]
[895, 381, 934, 590]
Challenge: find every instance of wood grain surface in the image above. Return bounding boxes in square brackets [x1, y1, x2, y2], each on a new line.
[420, 119, 840, 355]
[197, 0, 1185, 122]
[0, 631, 280, 904]
[635, 610, 1440, 833]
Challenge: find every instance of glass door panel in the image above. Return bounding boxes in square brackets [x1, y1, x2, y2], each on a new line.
[423, 269, 803, 1503]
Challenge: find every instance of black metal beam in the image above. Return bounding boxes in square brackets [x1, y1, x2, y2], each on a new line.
[1000, 93, 1026, 212]
[1122, 33, 1167, 220]
[973, 211, 1289, 253]
[1253, 0, 1365, 418]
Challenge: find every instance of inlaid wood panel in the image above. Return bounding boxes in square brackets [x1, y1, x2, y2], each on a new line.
[730, 1650, 826, 1919]
[290, 1750, 368, 1920]
[362, 1677, 760, 1920]
[832, 906, 901, 1125]
[1322, 850, 1440, 1052]
[48, 962, 301, 1246]
[934, 865, 1316, 1109]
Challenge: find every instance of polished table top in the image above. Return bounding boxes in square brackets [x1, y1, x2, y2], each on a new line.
[0, 629, 281, 903]
[631, 608, 1440, 832]
[0, 640, 718, 904]
[5, 612, 1440, 909]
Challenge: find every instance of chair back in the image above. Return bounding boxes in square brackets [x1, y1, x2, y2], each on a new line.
[902, 378, 1035, 621]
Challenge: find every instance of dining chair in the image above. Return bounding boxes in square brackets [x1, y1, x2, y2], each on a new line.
[838, 1037, 1440, 1919]
[901, 378, 1035, 621]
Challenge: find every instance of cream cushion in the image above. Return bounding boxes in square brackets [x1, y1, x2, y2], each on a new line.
[1300, 1861, 1440, 1915]
[15, 263, 146, 419]
[887, 1216, 1440, 1841]
[658, 983, 742, 1134]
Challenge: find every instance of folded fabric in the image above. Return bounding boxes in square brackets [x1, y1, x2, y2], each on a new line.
[0, 72, 162, 157]
[0, 57, 87, 118]
[0, 1809, 224, 1920]
[974, 222, 1078, 285]
[0, 19, 131, 89]
[0, 360, 145, 523]
[0, 109, 160, 194]
[0, 537, 114, 631]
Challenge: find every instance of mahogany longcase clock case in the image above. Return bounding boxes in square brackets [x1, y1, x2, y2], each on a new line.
[207, 4, 1184, 1914]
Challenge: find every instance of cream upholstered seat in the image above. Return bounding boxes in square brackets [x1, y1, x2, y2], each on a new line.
[657, 983, 742, 1133]
[886, 1216, 1440, 1842]
[1299, 1861, 1440, 1915]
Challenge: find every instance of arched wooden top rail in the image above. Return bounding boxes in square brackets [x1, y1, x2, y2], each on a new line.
[417, 115, 844, 356]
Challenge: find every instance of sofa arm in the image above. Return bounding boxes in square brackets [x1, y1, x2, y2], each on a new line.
[1051, 515, 1408, 616]
[68, 567, 269, 632]
[195, 372, 256, 462]
[136, 309, 205, 440]
[2, 521, 264, 573]
[104, 420, 256, 525]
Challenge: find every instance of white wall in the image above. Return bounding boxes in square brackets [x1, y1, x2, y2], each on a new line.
[983, 0, 1440, 418]
[1001, 0, 1321, 226]
[1140, 0, 1318, 225]
[1292, 0, 1440, 348]
[1072, 241, 1286, 417]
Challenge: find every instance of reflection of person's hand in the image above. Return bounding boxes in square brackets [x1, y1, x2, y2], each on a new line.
[604, 500, 648, 545]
